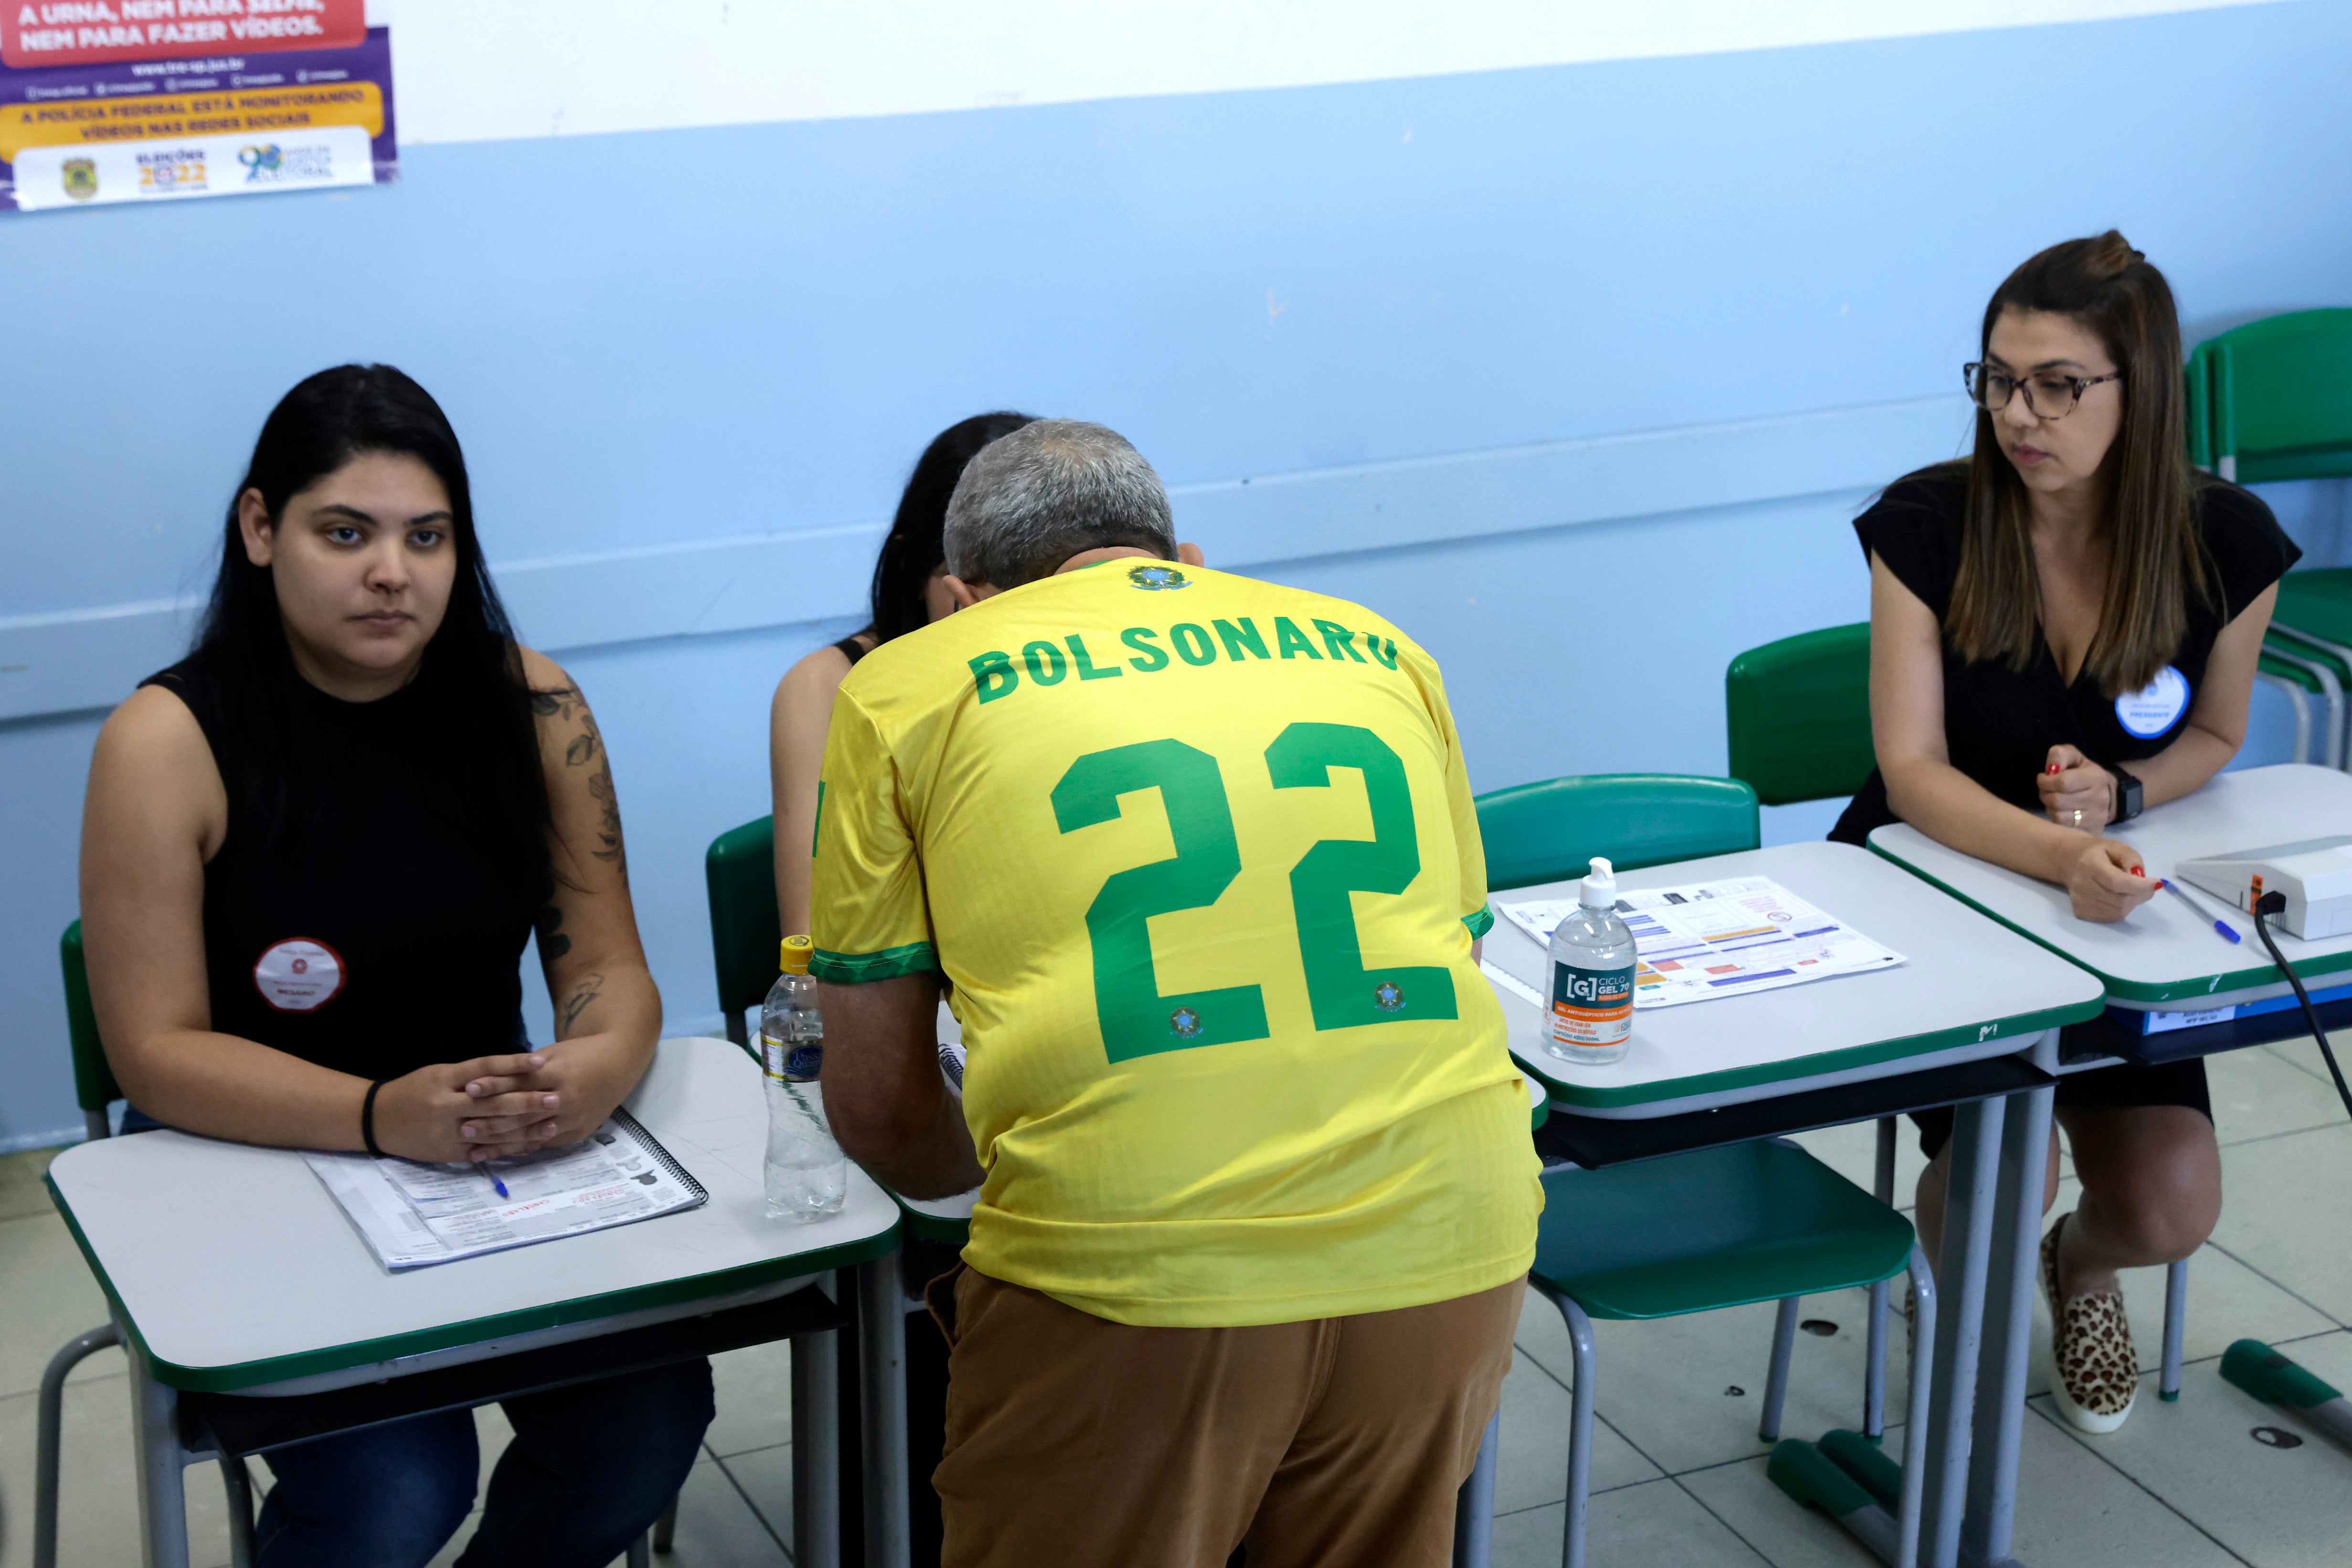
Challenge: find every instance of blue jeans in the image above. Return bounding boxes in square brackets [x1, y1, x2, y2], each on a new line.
[253, 1357, 714, 1568]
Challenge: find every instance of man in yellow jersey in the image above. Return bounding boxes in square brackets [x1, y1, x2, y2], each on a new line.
[810, 420, 1541, 1568]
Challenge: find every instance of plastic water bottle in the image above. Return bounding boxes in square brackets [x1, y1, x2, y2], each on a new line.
[762, 936, 847, 1221]
[1545, 856, 1636, 1067]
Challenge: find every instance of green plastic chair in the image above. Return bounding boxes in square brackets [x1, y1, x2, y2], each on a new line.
[2200, 310, 2352, 772]
[1482, 780, 1934, 1568]
[1722, 623, 1925, 1444]
[705, 815, 784, 1053]
[2186, 339, 2217, 472]
[1532, 1138, 1935, 1568]
[39, 923, 130, 1568]
[2267, 574, 2352, 772]
[59, 921, 120, 1143]
[2274, 572, 2352, 655]
[2258, 639, 2346, 769]
[2207, 309, 2352, 485]
[1725, 623, 1875, 807]
[1474, 774, 1759, 892]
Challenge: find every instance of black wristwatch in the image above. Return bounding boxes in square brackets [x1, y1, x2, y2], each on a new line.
[2110, 765, 2144, 824]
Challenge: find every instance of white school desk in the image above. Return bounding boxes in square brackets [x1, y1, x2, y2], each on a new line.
[1484, 840, 2104, 1568]
[1867, 763, 2352, 1566]
[43, 1036, 902, 1568]
[1870, 763, 2352, 1016]
[1486, 842, 2099, 1117]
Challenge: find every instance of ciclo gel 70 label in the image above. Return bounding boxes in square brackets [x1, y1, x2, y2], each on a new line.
[1551, 961, 1633, 1046]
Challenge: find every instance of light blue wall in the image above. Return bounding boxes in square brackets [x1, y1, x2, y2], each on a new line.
[3, 1, 2348, 1148]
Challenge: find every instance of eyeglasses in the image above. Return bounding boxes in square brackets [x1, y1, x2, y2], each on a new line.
[1964, 362, 2120, 420]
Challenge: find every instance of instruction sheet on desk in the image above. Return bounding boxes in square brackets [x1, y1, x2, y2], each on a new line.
[306, 1109, 705, 1271]
[1497, 875, 1904, 1009]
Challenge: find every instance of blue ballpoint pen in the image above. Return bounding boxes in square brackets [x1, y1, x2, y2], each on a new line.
[483, 1164, 511, 1200]
[2159, 878, 2241, 945]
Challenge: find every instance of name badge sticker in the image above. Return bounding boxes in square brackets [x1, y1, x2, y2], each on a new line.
[254, 938, 347, 1013]
[2116, 665, 2190, 739]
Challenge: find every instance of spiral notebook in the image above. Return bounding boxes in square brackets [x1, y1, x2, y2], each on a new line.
[304, 1109, 707, 1271]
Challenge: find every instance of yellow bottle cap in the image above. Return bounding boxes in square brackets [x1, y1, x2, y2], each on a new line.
[779, 935, 814, 975]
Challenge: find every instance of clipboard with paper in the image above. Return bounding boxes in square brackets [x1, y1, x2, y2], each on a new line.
[304, 1109, 707, 1271]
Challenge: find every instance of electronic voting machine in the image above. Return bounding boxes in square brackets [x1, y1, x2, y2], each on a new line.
[2175, 835, 2352, 940]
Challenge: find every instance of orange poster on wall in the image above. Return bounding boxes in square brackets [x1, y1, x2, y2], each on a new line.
[0, 19, 393, 211]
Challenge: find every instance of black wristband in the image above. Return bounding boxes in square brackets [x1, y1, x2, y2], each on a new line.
[360, 1079, 388, 1158]
[2110, 764, 2144, 824]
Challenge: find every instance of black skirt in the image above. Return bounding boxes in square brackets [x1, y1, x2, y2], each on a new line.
[1911, 1057, 2213, 1159]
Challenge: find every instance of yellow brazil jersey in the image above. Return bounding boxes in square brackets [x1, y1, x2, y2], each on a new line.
[809, 559, 1541, 1327]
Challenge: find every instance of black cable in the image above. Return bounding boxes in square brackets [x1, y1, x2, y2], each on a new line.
[2251, 892, 2352, 1123]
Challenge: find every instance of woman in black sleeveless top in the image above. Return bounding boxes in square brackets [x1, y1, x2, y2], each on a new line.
[1830, 236, 2293, 1437]
[79, 367, 710, 1568]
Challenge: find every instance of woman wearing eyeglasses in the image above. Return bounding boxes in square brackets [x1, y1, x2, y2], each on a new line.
[1831, 232, 2297, 1434]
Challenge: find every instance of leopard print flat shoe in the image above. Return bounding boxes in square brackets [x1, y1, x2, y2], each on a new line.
[2041, 1213, 2138, 1434]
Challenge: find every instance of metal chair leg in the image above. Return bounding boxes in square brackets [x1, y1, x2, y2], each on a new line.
[1866, 1116, 1897, 1437]
[627, 1533, 652, 1568]
[1451, 1410, 1500, 1568]
[652, 1497, 679, 1552]
[792, 1325, 842, 1568]
[221, 1455, 258, 1568]
[2161, 1258, 2190, 1402]
[34, 1323, 122, 1568]
[1555, 1293, 1596, 1568]
[1760, 1296, 1800, 1442]
[1897, 1247, 1938, 1568]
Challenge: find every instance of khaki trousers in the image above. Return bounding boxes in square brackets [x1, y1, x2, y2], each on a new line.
[931, 1267, 1520, 1568]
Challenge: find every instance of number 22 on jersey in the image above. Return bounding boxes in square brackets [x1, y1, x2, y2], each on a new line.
[1050, 721, 1457, 1064]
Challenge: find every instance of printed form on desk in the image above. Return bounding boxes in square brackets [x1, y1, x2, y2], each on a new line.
[305, 1109, 706, 1271]
[1497, 875, 1904, 1009]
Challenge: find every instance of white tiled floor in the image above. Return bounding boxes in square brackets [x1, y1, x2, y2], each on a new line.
[6, 1033, 2349, 1567]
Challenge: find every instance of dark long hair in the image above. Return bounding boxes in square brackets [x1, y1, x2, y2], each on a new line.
[194, 364, 554, 908]
[1943, 231, 2214, 696]
[857, 411, 1035, 645]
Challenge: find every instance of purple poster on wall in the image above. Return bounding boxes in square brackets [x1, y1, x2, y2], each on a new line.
[0, 25, 395, 213]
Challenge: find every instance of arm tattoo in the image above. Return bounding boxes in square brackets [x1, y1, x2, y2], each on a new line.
[534, 905, 572, 960]
[588, 760, 627, 878]
[564, 704, 602, 768]
[558, 971, 605, 1036]
[534, 683, 628, 880]
[531, 685, 581, 722]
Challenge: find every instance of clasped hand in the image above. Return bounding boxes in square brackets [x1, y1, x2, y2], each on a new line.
[2037, 746, 2156, 923]
[369, 1048, 608, 1163]
[2037, 744, 2116, 829]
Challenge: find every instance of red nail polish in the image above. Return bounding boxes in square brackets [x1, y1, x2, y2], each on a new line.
[2047, 763, 2062, 774]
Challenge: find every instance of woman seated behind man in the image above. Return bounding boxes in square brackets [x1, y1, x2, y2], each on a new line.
[765, 410, 1028, 1566]
[769, 410, 1034, 936]
[1833, 232, 2297, 1435]
[78, 365, 709, 1568]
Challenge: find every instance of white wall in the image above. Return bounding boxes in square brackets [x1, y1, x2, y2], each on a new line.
[373, 0, 2287, 143]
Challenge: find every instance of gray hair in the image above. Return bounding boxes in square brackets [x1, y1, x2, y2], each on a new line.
[941, 419, 1176, 588]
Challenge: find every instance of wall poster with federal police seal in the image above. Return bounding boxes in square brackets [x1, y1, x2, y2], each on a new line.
[0, 0, 395, 214]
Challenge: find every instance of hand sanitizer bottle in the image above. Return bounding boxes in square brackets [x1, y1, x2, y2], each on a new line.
[1545, 856, 1635, 1067]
